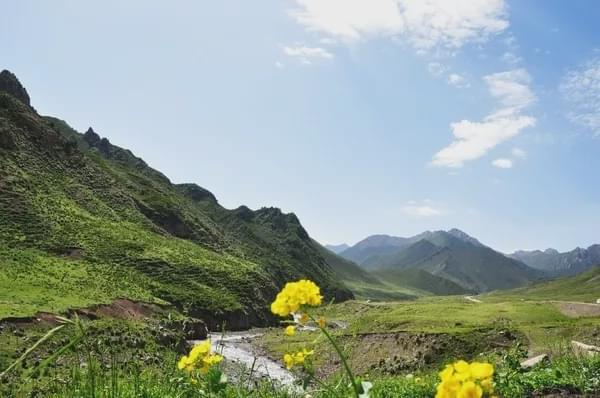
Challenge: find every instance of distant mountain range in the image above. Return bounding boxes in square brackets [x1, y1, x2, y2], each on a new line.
[324, 243, 350, 254]
[334, 229, 542, 294]
[510, 245, 600, 277]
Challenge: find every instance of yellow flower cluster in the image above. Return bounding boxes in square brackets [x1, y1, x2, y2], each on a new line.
[177, 340, 223, 374]
[283, 348, 314, 370]
[436, 360, 495, 398]
[271, 279, 323, 317]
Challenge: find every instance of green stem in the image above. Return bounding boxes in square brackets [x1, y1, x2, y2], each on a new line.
[310, 315, 361, 398]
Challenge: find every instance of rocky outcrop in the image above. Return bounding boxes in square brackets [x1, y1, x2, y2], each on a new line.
[0, 70, 31, 107]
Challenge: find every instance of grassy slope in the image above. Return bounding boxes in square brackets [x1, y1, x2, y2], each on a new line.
[372, 268, 473, 295]
[0, 88, 352, 325]
[485, 266, 600, 302]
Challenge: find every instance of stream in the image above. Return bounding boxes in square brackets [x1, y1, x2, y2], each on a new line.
[192, 331, 298, 389]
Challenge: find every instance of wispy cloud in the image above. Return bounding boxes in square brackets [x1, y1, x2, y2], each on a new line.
[283, 45, 334, 64]
[447, 73, 470, 88]
[492, 158, 513, 168]
[289, 0, 508, 52]
[511, 147, 526, 158]
[432, 69, 536, 168]
[559, 56, 600, 136]
[428, 62, 448, 78]
[402, 200, 445, 217]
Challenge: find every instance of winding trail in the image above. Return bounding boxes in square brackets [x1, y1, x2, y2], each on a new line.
[464, 296, 483, 303]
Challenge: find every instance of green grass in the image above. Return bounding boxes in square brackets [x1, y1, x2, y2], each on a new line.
[486, 266, 600, 302]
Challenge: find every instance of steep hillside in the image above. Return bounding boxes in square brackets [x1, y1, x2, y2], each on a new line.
[0, 70, 353, 328]
[510, 245, 600, 276]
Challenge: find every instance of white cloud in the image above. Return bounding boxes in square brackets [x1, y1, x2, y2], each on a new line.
[432, 69, 536, 167]
[447, 73, 470, 88]
[559, 56, 600, 136]
[275, 61, 285, 69]
[283, 46, 334, 64]
[290, 0, 508, 52]
[501, 51, 522, 65]
[492, 158, 513, 168]
[511, 147, 526, 158]
[402, 200, 444, 217]
[428, 62, 448, 78]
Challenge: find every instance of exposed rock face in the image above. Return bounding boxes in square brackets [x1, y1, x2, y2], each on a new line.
[176, 183, 218, 204]
[0, 70, 31, 107]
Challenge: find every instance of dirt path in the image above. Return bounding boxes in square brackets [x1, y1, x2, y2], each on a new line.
[464, 296, 483, 303]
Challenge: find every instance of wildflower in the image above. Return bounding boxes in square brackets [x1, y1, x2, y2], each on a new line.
[284, 325, 296, 336]
[177, 340, 223, 375]
[271, 280, 323, 317]
[283, 348, 314, 369]
[201, 353, 223, 374]
[457, 381, 482, 398]
[317, 317, 326, 328]
[299, 313, 310, 325]
[435, 360, 494, 398]
[470, 362, 494, 380]
[284, 353, 295, 370]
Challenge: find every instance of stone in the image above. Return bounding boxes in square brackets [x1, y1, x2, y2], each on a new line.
[520, 354, 548, 369]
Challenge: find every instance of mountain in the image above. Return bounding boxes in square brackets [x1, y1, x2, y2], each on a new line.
[339, 234, 422, 264]
[0, 70, 356, 327]
[324, 243, 350, 254]
[342, 229, 542, 293]
[510, 245, 600, 277]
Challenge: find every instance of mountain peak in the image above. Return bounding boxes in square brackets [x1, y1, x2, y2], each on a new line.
[446, 228, 484, 247]
[325, 243, 350, 254]
[0, 70, 31, 107]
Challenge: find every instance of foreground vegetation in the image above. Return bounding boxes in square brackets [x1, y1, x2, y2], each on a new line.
[2, 277, 600, 397]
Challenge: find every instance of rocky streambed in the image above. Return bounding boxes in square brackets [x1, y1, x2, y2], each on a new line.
[191, 331, 298, 389]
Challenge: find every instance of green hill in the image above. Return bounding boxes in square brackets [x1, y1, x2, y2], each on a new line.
[488, 266, 600, 302]
[0, 70, 357, 327]
[372, 267, 473, 295]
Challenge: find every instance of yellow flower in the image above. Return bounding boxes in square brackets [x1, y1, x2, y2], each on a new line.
[188, 340, 211, 362]
[299, 313, 310, 325]
[439, 364, 455, 382]
[283, 348, 314, 369]
[457, 381, 483, 398]
[177, 340, 223, 374]
[470, 362, 494, 380]
[480, 377, 493, 393]
[283, 353, 294, 370]
[436, 360, 494, 398]
[284, 325, 296, 336]
[317, 317, 326, 328]
[270, 280, 323, 317]
[200, 353, 223, 374]
[177, 355, 191, 371]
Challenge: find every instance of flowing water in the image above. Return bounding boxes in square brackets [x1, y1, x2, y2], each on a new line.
[193, 331, 298, 389]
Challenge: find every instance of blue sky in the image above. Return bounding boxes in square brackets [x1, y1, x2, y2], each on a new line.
[2, 0, 599, 252]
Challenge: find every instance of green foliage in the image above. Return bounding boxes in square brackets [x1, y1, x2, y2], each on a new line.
[0, 90, 356, 325]
[487, 266, 600, 302]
